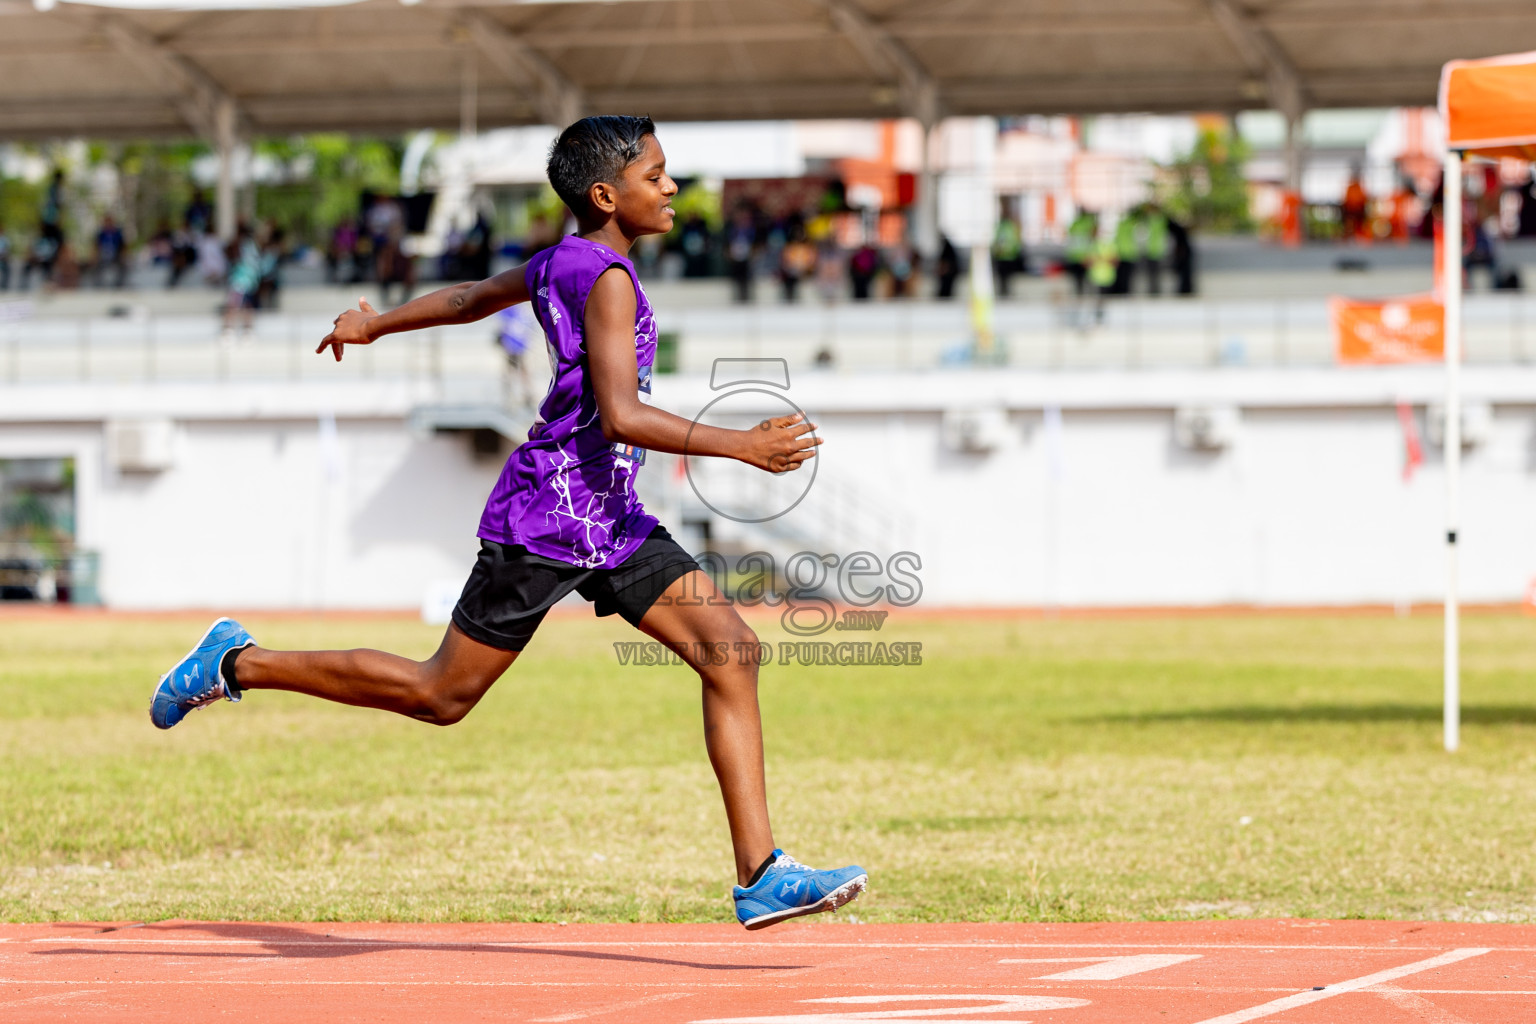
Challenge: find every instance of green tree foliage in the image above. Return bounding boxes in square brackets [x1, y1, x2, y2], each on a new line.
[0, 175, 44, 240]
[253, 134, 408, 244]
[668, 179, 723, 232]
[0, 135, 411, 251]
[93, 141, 210, 243]
[1156, 126, 1254, 234]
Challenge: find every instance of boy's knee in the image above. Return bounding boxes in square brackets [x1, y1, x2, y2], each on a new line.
[727, 619, 759, 652]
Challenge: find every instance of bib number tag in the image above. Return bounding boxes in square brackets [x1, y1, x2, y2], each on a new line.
[612, 442, 646, 466]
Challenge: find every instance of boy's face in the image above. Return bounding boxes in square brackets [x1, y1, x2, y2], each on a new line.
[592, 134, 677, 237]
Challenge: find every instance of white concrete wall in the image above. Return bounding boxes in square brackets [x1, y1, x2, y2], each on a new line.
[2, 366, 1534, 609]
[785, 403, 1534, 608]
[0, 383, 501, 609]
[648, 366, 1536, 609]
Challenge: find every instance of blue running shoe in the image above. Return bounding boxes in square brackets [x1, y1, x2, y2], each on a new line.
[733, 849, 867, 930]
[149, 617, 255, 730]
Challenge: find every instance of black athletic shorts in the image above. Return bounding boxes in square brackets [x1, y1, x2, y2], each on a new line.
[450, 524, 700, 652]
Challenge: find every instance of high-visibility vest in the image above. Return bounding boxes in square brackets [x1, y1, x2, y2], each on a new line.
[1088, 239, 1118, 287]
[1114, 216, 1139, 260]
[993, 218, 1022, 260]
[1144, 212, 1169, 260]
[1065, 214, 1095, 261]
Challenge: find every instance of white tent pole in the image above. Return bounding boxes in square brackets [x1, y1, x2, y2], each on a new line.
[1443, 148, 1463, 754]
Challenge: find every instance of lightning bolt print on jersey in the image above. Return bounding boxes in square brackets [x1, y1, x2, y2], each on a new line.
[477, 236, 660, 569]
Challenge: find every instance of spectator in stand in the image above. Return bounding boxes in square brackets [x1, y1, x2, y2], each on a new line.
[1086, 229, 1118, 322]
[1475, 165, 1502, 230]
[0, 223, 11, 291]
[1140, 205, 1169, 295]
[378, 237, 414, 307]
[493, 303, 539, 410]
[887, 239, 918, 298]
[167, 223, 197, 288]
[327, 218, 359, 284]
[23, 168, 67, 290]
[1167, 215, 1195, 296]
[1111, 212, 1139, 295]
[1463, 191, 1499, 291]
[814, 236, 843, 304]
[21, 233, 59, 290]
[725, 207, 757, 304]
[196, 230, 228, 287]
[1517, 169, 1536, 238]
[1341, 166, 1369, 242]
[93, 213, 127, 289]
[991, 200, 1026, 297]
[934, 234, 960, 299]
[847, 240, 881, 301]
[1063, 209, 1095, 296]
[678, 212, 711, 277]
[363, 194, 413, 304]
[777, 224, 816, 303]
[461, 210, 494, 281]
[39, 169, 65, 248]
[184, 188, 213, 237]
[222, 224, 261, 340]
[1388, 177, 1417, 244]
[377, 236, 414, 305]
[51, 239, 81, 291]
[256, 224, 286, 310]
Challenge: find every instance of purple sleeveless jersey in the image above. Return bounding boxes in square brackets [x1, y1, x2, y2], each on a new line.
[477, 235, 659, 568]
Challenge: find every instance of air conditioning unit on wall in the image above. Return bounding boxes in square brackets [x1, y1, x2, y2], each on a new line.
[942, 407, 1011, 453]
[1426, 401, 1493, 449]
[1173, 405, 1240, 451]
[105, 419, 176, 473]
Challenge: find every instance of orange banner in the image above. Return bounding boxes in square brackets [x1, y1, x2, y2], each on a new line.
[1440, 52, 1536, 157]
[1331, 296, 1445, 365]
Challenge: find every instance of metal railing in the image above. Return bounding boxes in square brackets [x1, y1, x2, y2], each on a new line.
[1, 293, 1533, 386]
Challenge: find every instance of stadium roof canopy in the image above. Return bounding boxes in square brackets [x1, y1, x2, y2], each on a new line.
[1, 0, 1534, 140]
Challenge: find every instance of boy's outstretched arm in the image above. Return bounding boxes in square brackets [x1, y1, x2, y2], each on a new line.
[586, 267, 820, 473]
[317, 264, 532, 362]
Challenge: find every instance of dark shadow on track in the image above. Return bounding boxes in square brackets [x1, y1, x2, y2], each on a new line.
[32, 922, 806, 972]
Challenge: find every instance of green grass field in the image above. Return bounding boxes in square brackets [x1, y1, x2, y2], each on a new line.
[3, 609, 1535, 924]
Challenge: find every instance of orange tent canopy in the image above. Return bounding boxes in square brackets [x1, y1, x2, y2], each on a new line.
[1440, 51, 1536, 157]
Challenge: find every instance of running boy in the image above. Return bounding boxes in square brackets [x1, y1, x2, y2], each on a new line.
[150, 116, 866, 930]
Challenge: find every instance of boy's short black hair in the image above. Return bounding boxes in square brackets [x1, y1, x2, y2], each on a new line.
[547, 115, 657, 216]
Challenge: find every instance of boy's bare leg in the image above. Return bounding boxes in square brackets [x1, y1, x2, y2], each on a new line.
[234, 623, 516, 726]
[638, 571, 775, 886]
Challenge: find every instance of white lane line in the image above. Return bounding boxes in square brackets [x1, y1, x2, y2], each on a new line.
[16, 937, 1513, 951]
[1005, 954, 1203, 980]
[692, 994, 1092, 1024]
[1189, 947, 1492, 1024]
[529, 991, 692, 1022]
[2, 977, 1534, 996]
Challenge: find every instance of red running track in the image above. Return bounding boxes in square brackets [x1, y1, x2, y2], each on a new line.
[3, 920, 1534, 1023]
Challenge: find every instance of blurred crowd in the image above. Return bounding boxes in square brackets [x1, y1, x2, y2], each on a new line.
[636, 195, 1196, 307]
[7, 161, 1535, 317]
[1271, 163, 1536, 290]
